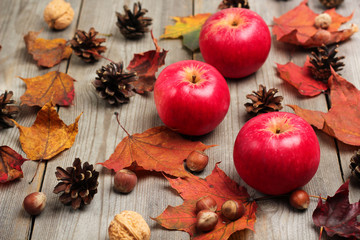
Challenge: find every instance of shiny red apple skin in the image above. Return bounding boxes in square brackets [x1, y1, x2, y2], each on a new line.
[199, 8, 271, 78]
[154, 60, 230, 136]
[233, 112, 320, 195]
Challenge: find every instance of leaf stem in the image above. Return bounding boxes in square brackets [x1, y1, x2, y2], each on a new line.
[29, 159, 43, 184]
[114, 112, 131, 136]
[309, 195, 327, 200]
[319, 226, 324, 240]
[83, 50, 115, 63]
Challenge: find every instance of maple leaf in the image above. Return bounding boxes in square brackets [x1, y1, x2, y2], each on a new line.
[126, 32, 168, 94]
[12, 102, 82, 160]
[313, 180, 360, 239]
[273, 0, 358, 47]
[161, 13, 211, 51]
[152, 164, 257, 239]
[24, 31, 72, 68]
[0, 146, 27, 183]
[19, 71, 75, 107]
[98, 115, 214, 177]
[289, 68, 360, 146]
[277, 56, 328, 97]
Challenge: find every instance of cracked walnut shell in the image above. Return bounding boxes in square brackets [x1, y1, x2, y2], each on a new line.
[43, 0, 74, 30]
[108, 211, 150, 240]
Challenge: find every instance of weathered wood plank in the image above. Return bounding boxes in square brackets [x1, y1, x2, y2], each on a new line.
[0, 0, 81, 239]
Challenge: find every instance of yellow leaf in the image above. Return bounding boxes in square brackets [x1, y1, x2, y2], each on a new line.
[161, 13, 211, 39]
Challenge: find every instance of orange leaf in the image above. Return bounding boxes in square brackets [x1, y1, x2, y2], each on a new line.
[0, 146, 27, 183]
[12, 102, 82, 160]
[99, 123, 215, 178]
[152, 164, 257, 239]
[126, 32, 168, 93]
[20, 71, 75, 107]
[24, 31, 72, 68]
[277, 56, 327, 97]
[273, 0, 358, 47]
[289, 68, 360, 146]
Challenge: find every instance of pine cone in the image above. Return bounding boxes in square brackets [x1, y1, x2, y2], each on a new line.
[0, 91, 20, 129]
[319, 0, 344, 8]
[245, 85, 283, 115]
[116, 2, 152, 39]
[350, 150, 360, 181]
[69, 27, 107, 63]
[93, 62, 137, 105]
[53, 158, 99, 210]
[218, 0, 250, 9]
[308, 44, 345, 83]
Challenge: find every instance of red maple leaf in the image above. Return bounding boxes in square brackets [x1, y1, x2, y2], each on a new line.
[277, 56, 328, 97]
[313, 180, 360, 239]
[152, 164, 257, 239]
[127, 32, 168, 93]
[0, 146, 27, 183]
[273, 0, 358, 47]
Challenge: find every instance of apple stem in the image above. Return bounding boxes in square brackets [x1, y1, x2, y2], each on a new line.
[309, 195, 327, 201]
[114, 112, 131, 137]
[192, 75, 197, 83]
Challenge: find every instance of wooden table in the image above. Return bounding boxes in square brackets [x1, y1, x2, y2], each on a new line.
[1, 0, 359, 239]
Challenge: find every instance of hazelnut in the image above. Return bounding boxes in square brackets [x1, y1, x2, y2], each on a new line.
[23, 192, 47, 216]
[196, 210, 218, 232]
[196, 196, 217, 212]
[186, 150, 209, 172]
[221, 200, 245, 221]
[289, 189, 310, 210]
[314, 13, 332, 29]
[114, 169, 137, 193]
[43, 0, 74, 30]
[108, 210, 150, 240]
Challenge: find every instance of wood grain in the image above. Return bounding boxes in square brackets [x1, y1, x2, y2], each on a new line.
[0, 0, 358, 239]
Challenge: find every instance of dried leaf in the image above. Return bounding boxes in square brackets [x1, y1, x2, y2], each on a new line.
[12, 102, 81, 160]
[313, 180, 360, 239]
[24, 31, 72, 67]
[277, 56, 328, 97]
[126, 32, 168, 93]
[273, 0, 358, 47]
[161, 13, 211, 51]
[289, 68, 360, 146]
[0, 146, 27, 183]
[20, 71, 75, 107]
[152, 164, 257, 239]
[99, 123, 215, 178]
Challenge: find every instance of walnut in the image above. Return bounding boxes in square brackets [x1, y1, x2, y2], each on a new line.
[108, 211, 151, 240]
[43, 0, 74, 30]
[314, 13, 332, 29]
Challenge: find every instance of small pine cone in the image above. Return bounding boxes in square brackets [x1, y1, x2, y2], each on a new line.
[245, 85, 283, 115]
[69, 27, 107, 63]
[53, 158, 99, 210]
[308, 44, 345, 83]
[0, 91, 20, 129]
[93, 62, 137, 105]
[319, 0, 344, 8]
[350, 150, 360, 181]
[218, 0, 250, 9]
[116, 2, 152, 39]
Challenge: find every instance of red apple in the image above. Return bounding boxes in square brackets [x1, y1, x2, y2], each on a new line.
[199, 8, 271, 78]
[154, 60, 230, 136]
[233, 112, 320, 195]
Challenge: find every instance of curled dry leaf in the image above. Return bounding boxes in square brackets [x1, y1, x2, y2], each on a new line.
[289, 68, 360, 146]
[276, 56, 328, 97]
[313, 180, 360, 239]
[273, 0, 358, 47]
[152, 164, 257, 240]
[0, 146, 27, 183]
[126, 32, 168, 93]
[12, 102, 81, 160]
[20, 71, 75, 107]
[160, 13, 211, 51]
[99, 119, 215, 178]
[24, 31, 72, 67]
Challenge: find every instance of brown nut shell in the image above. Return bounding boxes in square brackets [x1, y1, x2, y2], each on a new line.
[196, 210, 218, 232]
[23, 192, 47, 216]
[186, 150, 209, 172]
[108, 211, 150, 240]
[196, 196, 217, 212]
[43, 0, 74, 30]
[289, 189, 310, 210]
[221, 200, 245, 221]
